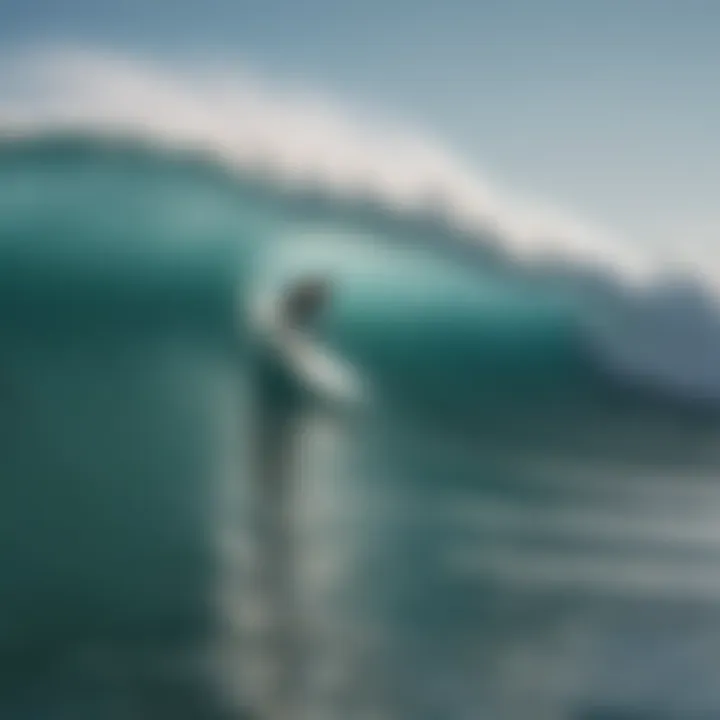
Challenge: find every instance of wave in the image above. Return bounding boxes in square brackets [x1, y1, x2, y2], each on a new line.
[2, 47, 720, 419]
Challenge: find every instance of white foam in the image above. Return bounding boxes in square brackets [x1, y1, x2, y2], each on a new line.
[0, 44, 664, 284]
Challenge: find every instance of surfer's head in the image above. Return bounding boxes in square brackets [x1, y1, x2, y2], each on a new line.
[281, 276, 332, 330]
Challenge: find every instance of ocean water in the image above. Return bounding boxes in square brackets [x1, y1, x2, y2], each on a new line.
[4, 58, 720, 718]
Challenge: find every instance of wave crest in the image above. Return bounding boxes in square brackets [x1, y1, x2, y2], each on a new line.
[0, 45, 664, 283]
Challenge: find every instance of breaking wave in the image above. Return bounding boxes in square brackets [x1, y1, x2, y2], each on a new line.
[2, 46, 720, 413]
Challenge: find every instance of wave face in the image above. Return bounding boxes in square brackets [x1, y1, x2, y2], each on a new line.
[4, 48, 720, 720]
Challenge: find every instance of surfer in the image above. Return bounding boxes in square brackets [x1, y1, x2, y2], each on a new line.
[246, 275, 333, 720]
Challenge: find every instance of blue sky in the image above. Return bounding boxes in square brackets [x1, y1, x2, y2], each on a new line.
[2, 0, 719, 255]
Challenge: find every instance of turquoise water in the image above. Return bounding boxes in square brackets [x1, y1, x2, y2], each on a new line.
[3, 134, 720, 718]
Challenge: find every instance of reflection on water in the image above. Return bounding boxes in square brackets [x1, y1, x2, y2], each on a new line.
[4, 340, 720, 720]
[228, 401, 720, 720]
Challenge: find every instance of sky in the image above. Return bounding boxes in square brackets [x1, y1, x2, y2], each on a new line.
[1, 0, 719, 258]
